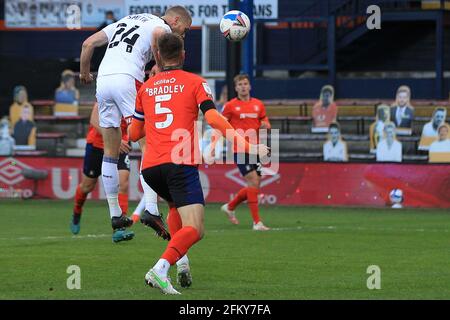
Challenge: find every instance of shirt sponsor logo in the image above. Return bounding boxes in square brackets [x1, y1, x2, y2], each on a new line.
[202, 82, 212, 95]
[225, 167, 280, 187]
[153, 78, 177, 86]
[240, 113, 258, 119]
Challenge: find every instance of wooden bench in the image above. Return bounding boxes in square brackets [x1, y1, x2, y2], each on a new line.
[31, 100, 95, 117]
[271, 115, 450, 135]
[37, 132, 66, 156]
[31, 99, 54, 107]
[34, 115, 89, 136]
[338, 116, 365, 134]
[278, 133, 421, 155]
[14, 150, 48, 156]
[349, 153, 375, 160]
[277, 152, 428, 162]
[30, 99, 56, 116]
[279, 133, 370, 141]
[278, 152, 322, 160]
[265, 100, 450, 123]
[34, 115, 88, 121]
[270, 116, 312, 133]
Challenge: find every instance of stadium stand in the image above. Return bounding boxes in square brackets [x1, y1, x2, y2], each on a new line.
[0, 0, 449, 177]
[2, 0, 450, 302]
[20, 89, 449, 161]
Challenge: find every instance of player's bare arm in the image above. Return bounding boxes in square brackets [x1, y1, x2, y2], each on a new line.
[260, 116, 271, 129]
[204, 107, 269, 158]
[79, 31, 109, 84]
[89, 103, 102, 133]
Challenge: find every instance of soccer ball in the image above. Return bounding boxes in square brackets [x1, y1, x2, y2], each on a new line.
[220, 10, 251, 41]
[389, 189, 403, 208]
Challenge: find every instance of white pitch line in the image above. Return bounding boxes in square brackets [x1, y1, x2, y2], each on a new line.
[0, 234, 110, 241]
[0, 225, 449, 242]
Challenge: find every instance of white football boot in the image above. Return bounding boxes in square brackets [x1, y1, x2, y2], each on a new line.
[145, 269, 180, 295]
[221, 203, 239, 225]
[177, 262, 193, 288]
[253, 221, 270, 231]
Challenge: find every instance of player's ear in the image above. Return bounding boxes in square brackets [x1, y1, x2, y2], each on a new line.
[154, 48, 161, 64]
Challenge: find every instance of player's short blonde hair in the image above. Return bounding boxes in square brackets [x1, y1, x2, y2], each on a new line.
[233, 74, 250, 85]
[158, 33, 184, 62]
[165, 6, 192, 24]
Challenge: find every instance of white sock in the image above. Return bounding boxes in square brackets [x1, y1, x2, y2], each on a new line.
[153, 258, 170, 277]
[132, 197, 146, 217]
[140, 173, 159, 216]
[176, 255, 189, 267]
[102, 157, 122, 218]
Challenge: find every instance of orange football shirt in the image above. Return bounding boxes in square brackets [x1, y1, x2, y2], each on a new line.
[135, 69, 213, 169]
[222, 97, 268, 152]
[86, 118, 129, 149]
[312, 102, 338, 129]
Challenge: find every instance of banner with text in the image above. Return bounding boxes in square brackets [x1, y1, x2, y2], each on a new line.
[5, 0, 125, 28]
[1, 157, 450, 208]
[4, 0, 277, 29]
[125, 0, 278, 26]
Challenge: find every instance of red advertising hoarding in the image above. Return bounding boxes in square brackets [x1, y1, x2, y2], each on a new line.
[1, 156, 450, 208]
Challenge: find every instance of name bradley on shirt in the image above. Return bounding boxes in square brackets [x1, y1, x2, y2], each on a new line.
[146, 84, 185, 96]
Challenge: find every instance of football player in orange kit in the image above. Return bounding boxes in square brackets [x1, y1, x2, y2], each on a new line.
[129, 33, 269, 294]
[70, 103, 134, 242]
[220, 74, 271, 231]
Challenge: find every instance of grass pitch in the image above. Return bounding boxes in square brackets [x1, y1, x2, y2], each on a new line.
[1, 199, 449, 299]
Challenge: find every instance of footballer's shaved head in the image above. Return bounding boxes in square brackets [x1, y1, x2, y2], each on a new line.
[165, 6, 192, 25]
[162, 6, 192, 39]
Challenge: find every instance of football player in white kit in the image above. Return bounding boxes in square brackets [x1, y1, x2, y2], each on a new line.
[79, 6, 192, 242]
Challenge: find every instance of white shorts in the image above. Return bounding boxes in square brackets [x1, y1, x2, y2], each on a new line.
[96, 74, 142, 128]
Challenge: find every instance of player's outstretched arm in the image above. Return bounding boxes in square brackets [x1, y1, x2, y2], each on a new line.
[260, 116, 271, 129]
[129, 117, 145, 142]
[204, 107, 269, 158]
[79, 31, 109, 84]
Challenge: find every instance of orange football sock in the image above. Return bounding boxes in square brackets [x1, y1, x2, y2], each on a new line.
[161, 226, 200, 265]
[167, 207, 182, 237]
[246, 187, 261, 224]
[118, 193, 128, 216]
[228, 187, 248, 211]
[73, 185, 88, 215]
